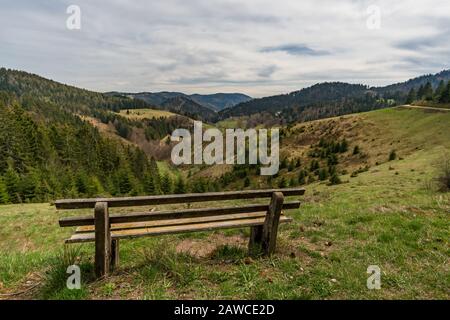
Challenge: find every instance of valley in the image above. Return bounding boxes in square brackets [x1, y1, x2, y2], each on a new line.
[0, 67, 449, 300]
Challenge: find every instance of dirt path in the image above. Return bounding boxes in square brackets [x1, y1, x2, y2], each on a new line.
[399, 104, 450, 111]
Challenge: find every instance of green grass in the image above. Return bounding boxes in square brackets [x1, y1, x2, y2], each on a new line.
[0, 108, 449, 299]
[119, 108, 176, 119]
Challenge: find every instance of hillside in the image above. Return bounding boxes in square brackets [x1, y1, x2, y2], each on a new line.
[221, 70, 450, 125]
[0, 91, 157, 203]
[0, 107, 448, 299]
[0, 68, 147, 115]
[160, 96, 219, 122]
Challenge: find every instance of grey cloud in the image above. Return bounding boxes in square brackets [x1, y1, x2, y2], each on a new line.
[257, 65, 278, 78]
[261, 44, 330, 56]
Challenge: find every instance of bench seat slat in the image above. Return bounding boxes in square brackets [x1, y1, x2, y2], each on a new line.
[66, 215, 292, 243]
[76, 211, 277, 233]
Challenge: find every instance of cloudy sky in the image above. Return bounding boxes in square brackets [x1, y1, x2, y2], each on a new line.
[1, 0, 449, 97]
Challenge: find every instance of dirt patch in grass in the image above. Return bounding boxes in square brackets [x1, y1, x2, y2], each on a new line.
[175, 234, 247, 258]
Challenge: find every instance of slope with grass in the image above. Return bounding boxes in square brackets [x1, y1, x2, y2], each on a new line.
[0, 107, 448, 299]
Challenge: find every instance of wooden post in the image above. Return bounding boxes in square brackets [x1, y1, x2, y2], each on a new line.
[261, 192, 284, 255]
[94, 202, 110, 278]
[248, 225, 263, 255]
[110, 239, 119, 270]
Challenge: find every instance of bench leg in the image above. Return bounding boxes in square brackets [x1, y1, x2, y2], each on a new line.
[110, 239, 119, 270]
[261, 192, 284, 256]
[248, 225, 263, 255]
[95, 202, 111, 278]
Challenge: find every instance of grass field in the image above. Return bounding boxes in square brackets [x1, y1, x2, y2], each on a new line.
[0, 108, 448, 300]
[119, 108, 176, 119]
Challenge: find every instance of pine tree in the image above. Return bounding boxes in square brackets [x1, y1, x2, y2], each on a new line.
[405, 88, 416, 104]
[143, 172, 156, 195]
[439, 81, 450, 103]
[423, 82, 433, 101]
[339, 139, 348, 153]
[329, 172, 341, 185]
[289, 177, 297, 187]
[174, 176, 186, 194]
[160, 173, 172, 194]
[244, 177, 250, 188]
[116, 168, 133, 195]
[298, 170, 307, 185]
[318, 168, 329, 181]
[4, 166, 21, 203]
[0, 178, 10, 204]
[435, 80, 445, 101]
[278, 176, 287, 188]
[389, 150, 397, 161]
[417, 84, 425, 99]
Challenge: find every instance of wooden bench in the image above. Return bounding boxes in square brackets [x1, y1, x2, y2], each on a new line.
[56, 188, 305, 278]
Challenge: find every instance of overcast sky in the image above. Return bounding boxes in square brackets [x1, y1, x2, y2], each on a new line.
[1, 0, 449, 97]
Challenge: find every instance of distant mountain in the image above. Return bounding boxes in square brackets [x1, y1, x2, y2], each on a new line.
[221, 69, 450, 123]
[161, 96, 219, 122]
[189, 93, 252, 111]
[109, 91, 252, 111]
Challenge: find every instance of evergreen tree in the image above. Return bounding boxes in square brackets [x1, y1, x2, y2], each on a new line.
[423, 82, 433, 101]
[389, 150, 397, 161]
[439, 81, 450, 103]
[435, 80, 445, 100]
[4, 166, 21, 203]
[116, 168, 133, 195]
[298, 170, 307, 185]
[329, 172, 342, 185]
[417, 84, 425, 99]
[160, 173, 172, 194]
[0, 178, 10, 204]
[278, 176, 287, 188]
[339, 139, 348, 153]
[143, 172, 156, 195]
[405, 88, 416, 104]
[318, 168, 329, 181]
[289, 177, 297, 187]
[244, 177, 250, 188]
[174, 176, 186, 194]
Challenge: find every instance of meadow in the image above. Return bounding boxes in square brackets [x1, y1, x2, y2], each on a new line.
[0, 107, 448, 300]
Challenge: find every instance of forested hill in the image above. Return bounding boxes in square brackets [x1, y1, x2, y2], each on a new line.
[0, 89, 161, 204]
[220, 69, 450, 123]
[219, 82, 390, 124]
[0, 68, 147, 115]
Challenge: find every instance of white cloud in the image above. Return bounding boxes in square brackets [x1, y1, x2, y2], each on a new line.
[1, 0, 449, 97]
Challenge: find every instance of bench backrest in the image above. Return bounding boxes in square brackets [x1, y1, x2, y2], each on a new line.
[55, 188, 305, 209]
[56, 188, 305, 228]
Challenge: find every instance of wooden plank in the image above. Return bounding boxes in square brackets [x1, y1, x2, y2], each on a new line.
[55, 188, 305, 209]
[94, 202, 110, 278]
[76, 211, 278, 233]
[59, 201, 301, 227]
[262, 192, 284, 255]
[66, 216, 293, 243]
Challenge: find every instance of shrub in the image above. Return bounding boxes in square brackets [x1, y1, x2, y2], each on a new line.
[329, 173, 342, 185]
[389, 150, 397, 161]
[436, 156, 450, 192]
